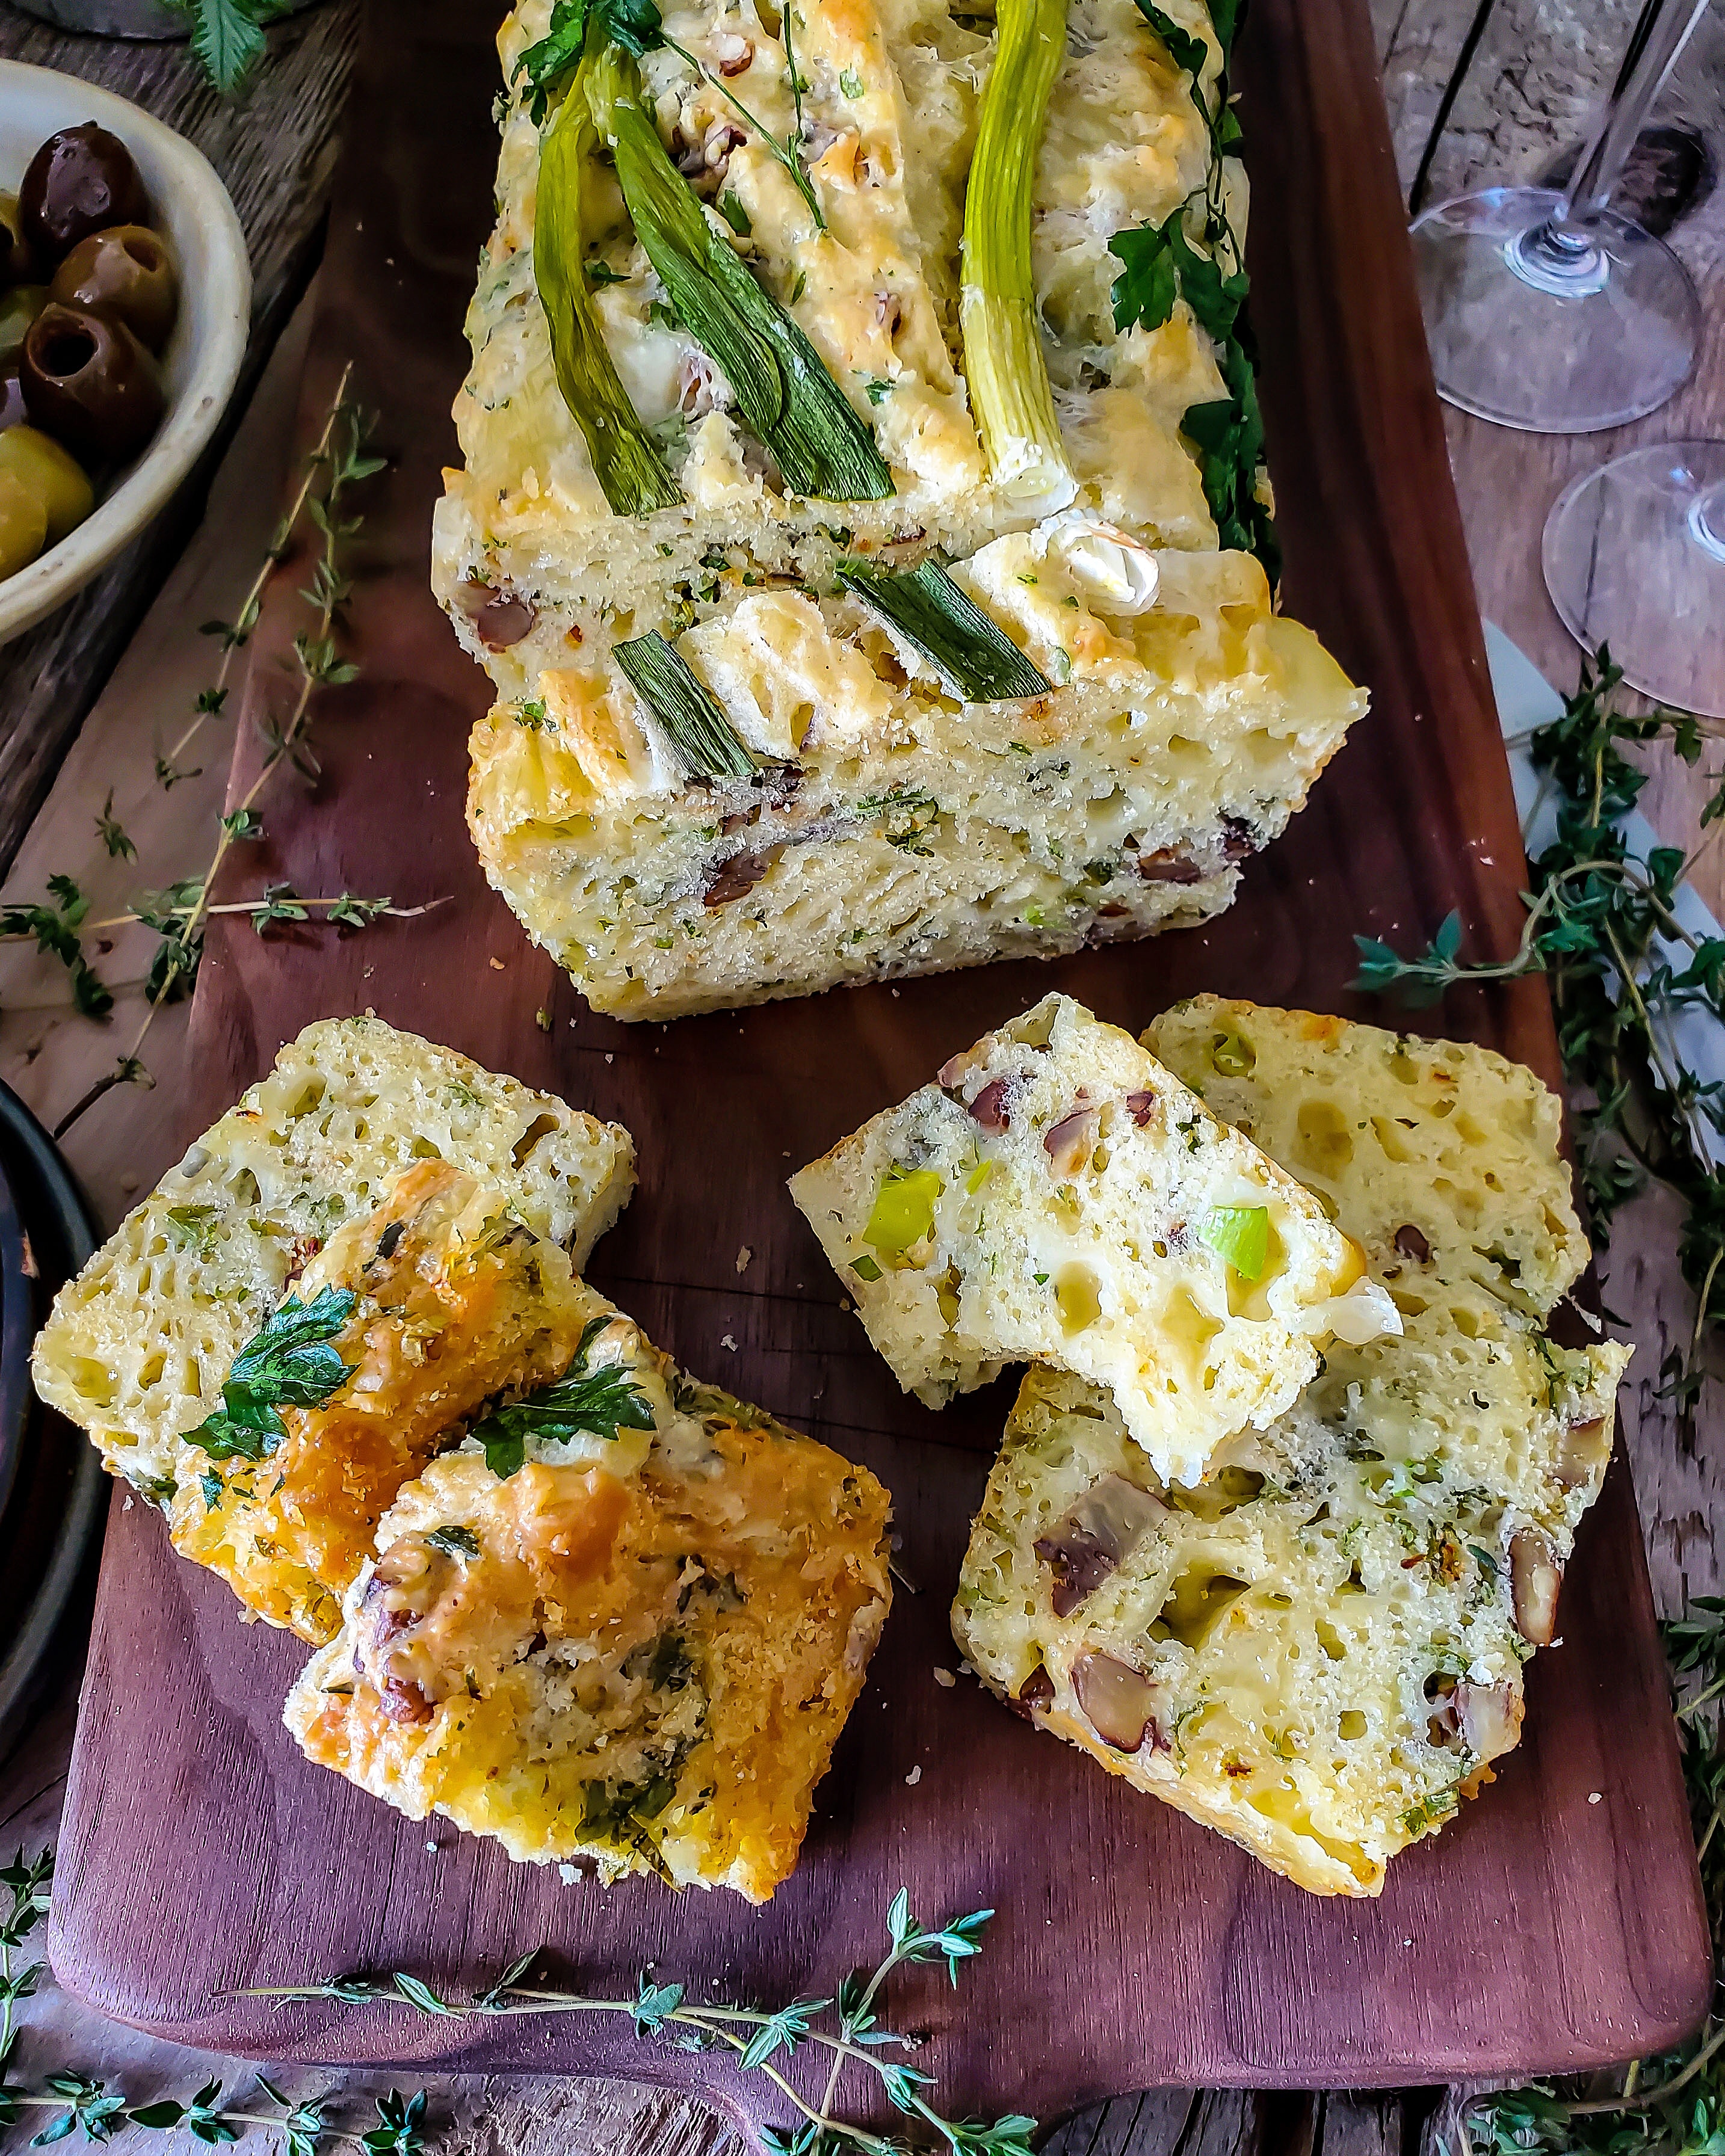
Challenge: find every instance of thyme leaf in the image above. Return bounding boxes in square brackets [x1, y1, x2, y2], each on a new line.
[245, 1889, 1034, 2154]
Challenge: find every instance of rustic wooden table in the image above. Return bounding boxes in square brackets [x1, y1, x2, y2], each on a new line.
[0, 1, 1719, 2151]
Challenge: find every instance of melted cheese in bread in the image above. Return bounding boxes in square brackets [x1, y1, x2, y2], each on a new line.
[32, 1018, 634, 1496]
[170, 1163, 609, 1644]
[286, 1328, 892, 1902]
[791, 992, 1396, 1484]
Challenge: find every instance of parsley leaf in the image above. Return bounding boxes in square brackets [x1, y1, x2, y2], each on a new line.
[185, 0, 271, 98]
[515, 0, 664, 121]
[426, 1525, 481, 1559]
[473, 1316, 656, 1479]
[1107, 220, 1179, 335]
[1182, 337, 1278, 582]
[185, 1286, 357, 1462]
[1133, 0, 1211, 96]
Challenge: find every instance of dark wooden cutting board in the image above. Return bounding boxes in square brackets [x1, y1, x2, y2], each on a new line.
[46, 0, 1711, 2139]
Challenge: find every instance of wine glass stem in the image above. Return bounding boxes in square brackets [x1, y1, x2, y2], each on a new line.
[1690, 480, 1725, 564]
[1564, 0, 1711, 223]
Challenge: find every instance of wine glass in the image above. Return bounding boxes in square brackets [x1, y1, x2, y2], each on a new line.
[1408, 0, 1711, 433]
[1543, 440, 1725, 717]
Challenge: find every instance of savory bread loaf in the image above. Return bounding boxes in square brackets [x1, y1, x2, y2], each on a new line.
[789, 993, 1398, 1485]
[31, 1017, 635, 1502]
[436, 0, 1371, 1018]
[286, 1302, 892, 1902]
[952, 1003, 1630, 1894]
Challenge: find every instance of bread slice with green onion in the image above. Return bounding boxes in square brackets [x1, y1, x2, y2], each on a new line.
[789, 992, 1398, 1485]
[31, 1018, 635, 1502]
[952, 1002, 1630, 1895]
[285, 1298, 892, 1902]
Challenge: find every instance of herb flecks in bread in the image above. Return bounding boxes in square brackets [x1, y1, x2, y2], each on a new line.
[31, 1017, 635, 1499]
[286, 1307, 893, 1903]
[791, 992, 1397, 1485]
[952, 1000, 1631, 1894]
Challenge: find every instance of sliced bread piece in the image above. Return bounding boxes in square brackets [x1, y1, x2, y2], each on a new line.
[466, 553, 1365, 1019]
[31, 1017, 635, 1500]
[285, 1305, 892, 1902]
[952, 1003, 1630, 1894]
[170, 1163, 603, 1644]
[789, 991, 1397, 1485]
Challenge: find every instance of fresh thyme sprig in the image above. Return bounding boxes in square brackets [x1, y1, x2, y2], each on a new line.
[0, 1852, 429, 2153]
[245, 1890, 1035, 2155]
[22, 368, 395, 1142]
[1350, 648, 1725, 1394]
[1464, 1606, 1725, 2156]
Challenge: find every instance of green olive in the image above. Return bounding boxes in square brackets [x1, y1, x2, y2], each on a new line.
[0, 192, 39, 286]
[0, 425, 93, 546]
[0, 286, 48, 366]
[0, 466, 48, 579]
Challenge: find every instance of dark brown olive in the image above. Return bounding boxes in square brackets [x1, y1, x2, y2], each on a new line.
[51, 226, 178, 352]
[0, 365, 27, 434]
[0, 286, 47, 367]
[0, 193, 39, 286]
[19, 125, 148, 263]
[19, 302, 163, 464]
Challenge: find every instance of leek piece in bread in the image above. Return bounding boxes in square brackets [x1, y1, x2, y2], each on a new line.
[171, 1163, 599, 1645]
[438, 0, 1371, 1020]
[789, 993, 1398, 1485]
[952, 1002, 1632, 1896]
[285, 1303, 892, 1902]
[31, 1018, 635, 1501]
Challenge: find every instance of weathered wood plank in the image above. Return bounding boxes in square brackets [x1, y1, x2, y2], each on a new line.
[0, 0, 362, 878]
[0, 8, 1718, 2156]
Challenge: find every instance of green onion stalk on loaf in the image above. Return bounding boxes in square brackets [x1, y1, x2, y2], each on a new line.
[960, 0, 1076, 516]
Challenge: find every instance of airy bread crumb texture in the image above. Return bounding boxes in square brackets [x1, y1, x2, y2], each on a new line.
[30, 1017, 635, 1496]
[286, 1307, 893, 1903]
[791, 992, 1398, 1486]
[952, 1000, 1629, 1895]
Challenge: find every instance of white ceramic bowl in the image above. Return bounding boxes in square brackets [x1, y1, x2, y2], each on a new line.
[0, 60, 250, 642]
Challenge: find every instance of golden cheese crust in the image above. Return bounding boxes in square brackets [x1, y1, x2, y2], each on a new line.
[170, 1163, 601, 1643]
[286, 1335, 892, 1903]
[31, 1017, 635, 1497]
[952, 1003, 1629, 1895]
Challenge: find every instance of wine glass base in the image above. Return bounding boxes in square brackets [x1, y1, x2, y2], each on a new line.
[1409, 186, 1701, 433]
[1543, 441, 1725, 718]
